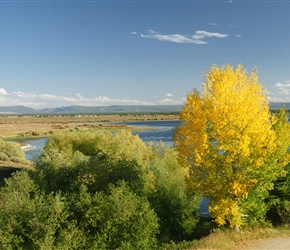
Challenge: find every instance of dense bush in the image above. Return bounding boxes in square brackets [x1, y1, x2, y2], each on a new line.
[0, 141, 30, 165]
[0, 141, 25, 159]
[0, 171, 158, 249]
[267, 163, 290, 225]
[0, 152, 9, 161]
[0, 130, 201, 248]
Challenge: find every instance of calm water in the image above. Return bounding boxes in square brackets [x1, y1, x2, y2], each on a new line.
[24, 120, 181, 160]
[115, 120, 181, 146]
[24, 138, 48, 160]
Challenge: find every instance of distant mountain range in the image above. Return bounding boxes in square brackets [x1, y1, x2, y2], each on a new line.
[0, 105, 183, 115]
[0, 103, 289, 115]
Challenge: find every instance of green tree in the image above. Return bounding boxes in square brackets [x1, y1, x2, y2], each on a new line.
[174, 64, 290, 229]
[33, 129, 201, 243]
[144, 143, 201, 242]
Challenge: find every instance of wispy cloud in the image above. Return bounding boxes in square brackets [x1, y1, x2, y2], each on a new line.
[0, 88, 184, 108]
[268, 80, 290, 102]
[135, 30, 229, 44]
[269, 96, 290, 102]
[273, 81, 290, 95]
[274, 82, 290, 88]
[159, 98, 182, 105]
[0, 88, 7, 95]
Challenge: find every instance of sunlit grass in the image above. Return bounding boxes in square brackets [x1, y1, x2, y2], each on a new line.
[0, 114, 176, 139]
[161, 224, 290, 250]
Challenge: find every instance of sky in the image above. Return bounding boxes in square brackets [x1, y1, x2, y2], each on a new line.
[0, 0, 290, 109]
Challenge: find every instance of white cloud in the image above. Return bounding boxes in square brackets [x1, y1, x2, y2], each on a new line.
[269, 96, 290, 102]
[192, 30, 228, 40]
[268, 80, 290, 102]
[76, 93, 84, 99]
[137, 30, 229, 44]
[0, 88, 8, 95]
[40, 93, 76, 102]
[0, 89, 186, 108]
[159, 98, 183, 105]
[274, 82, 290, 88]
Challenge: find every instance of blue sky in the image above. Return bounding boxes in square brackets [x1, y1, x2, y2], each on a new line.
[0, 0, 290, 108]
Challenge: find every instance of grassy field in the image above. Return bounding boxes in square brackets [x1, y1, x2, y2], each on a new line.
[0, 114, 180, 139]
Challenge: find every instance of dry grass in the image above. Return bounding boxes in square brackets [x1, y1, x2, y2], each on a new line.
[160, 224, 290, 250]
[183, 225, 290, 250]
[0, 114, 179, 139]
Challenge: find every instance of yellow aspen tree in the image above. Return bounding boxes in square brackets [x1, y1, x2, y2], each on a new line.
[174, 64, 290, 229]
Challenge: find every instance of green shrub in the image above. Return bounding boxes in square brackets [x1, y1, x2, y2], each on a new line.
[25, 130, 201, 245]
[267, 163, 290, 225]
[0, 171, 70, 249]
[32, 131, 40, 136]
[0, 152, 9, 161]
[71, 182, 159, 249]
[0, 141, 25, 159]
[0, 172, 158, 249]
[271, 200, 290, 224]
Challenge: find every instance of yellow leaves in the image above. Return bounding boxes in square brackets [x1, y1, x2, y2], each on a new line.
[230, 179, 258, 199]
[209, 198, 242, 227]
[174, 64, 290, 228]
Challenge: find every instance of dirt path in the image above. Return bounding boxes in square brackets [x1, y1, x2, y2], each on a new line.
[245, 236, 290, 249]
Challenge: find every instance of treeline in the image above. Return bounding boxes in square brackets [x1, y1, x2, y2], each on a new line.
[0, 130, 201, 249]
[0, 105, 182, 115]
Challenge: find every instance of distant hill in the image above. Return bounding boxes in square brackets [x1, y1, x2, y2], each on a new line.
[269, 102, 290, 110]
[0, 105, 182, 115]
[0, 103, 289, 115]
[0, 106, 37, 114]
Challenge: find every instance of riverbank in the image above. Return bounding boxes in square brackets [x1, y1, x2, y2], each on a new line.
[0, 114, 180, 140]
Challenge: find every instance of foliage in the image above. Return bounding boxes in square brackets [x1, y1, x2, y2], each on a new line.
[0, 171, 70, 249]
[267, 161, 290, 225]
[0, 129, 201, 247]
[0, 171, 158, 249]
[174, 64, 290, 228]
[144, 143, 201, 242]
[71, 182, 159, 249]
[0, 141, 30, 165]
